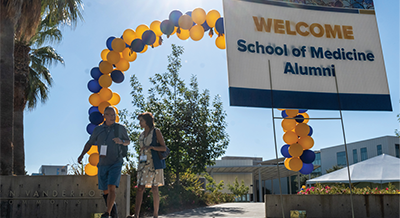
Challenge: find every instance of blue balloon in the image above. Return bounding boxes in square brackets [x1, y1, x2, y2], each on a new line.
[106, 36, 115, 50]
[160, 20, 175, 35]
[295, 115, 304, 123]
[299, 163, 314, 175]
[308, 126, 313, 136]
[281, 144, 292, 158]
[281, 110, 288, 118]
[111, 70, 124, 83]
[88, 79, 101, 93]
[89, 112, 103, 125]
[90, 67, 102, 80]
[299, 109, 308, 113]
[130, 38, 144, 52]
[300, 150, 316, 164]
[202, 21, 210, 32]
[88, 106, 99, 115]
[142, 30, 156, 45]
[169, 10, 182, 26]
[215, 17, 224, 34]
[86, 123, 97, 135]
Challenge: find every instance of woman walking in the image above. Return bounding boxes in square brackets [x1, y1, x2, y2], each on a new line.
[128, 112, 166, 218]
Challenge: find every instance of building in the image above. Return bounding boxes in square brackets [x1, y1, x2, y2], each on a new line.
[320, 135, 399, 174]
[207, 135, 398, 202]
[39, 165, 68, 175]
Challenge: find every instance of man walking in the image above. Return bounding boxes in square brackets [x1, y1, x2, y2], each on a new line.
[78, 106, 130, 218]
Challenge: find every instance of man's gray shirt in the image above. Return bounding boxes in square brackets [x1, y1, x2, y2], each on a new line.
[87, 122, 129, 166]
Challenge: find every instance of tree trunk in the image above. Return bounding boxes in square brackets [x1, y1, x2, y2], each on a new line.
[0, 1, 22, 175]
[13, 42, 30, 175]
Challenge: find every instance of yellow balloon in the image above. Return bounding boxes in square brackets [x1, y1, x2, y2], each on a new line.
[288, 157, 303, 171]
[89, 153, 99, 166]
[136, 24, 149, 39]
[295, 123, 310, 137]
[99, 61, 113, 74]
[289, 143, 303, 157]
[116, 58, 130, 71]
[89, 93, 102, 106]
[170, 26, 178, 36]
[190, 25, 204, 41]
[139, 45, 148, 53]
[150, 20, 163, 37]
[283, 131, 298, 144]
[214, 27, 219, 35]
[298, 136, 314, 150]
[101, 49, 110, 61]
[300, 112, 309, 124]
[99, 74, 112, 88]
[123, 29, 136, 45]
[107, 51, 121, 65]
[177, 29, 190, 40]
[285, 109, 299, 118]
[278, 108, 285, 111]
[111, 38, 126, 52]
[284, 158, 291, 170]
[122, 48, 137, 62]
[87, 145, 98, 155]
[215, 35, 226, 49]
[99, 88, 113, 101]
[152, 36, 160, 48]
[116, 114, 120, 123]
[109, 92, 121, 105]
[192, 8, 206, 25]
[98, 101, 111, 114]
[84, 163, 98, 176]
[281, 119, 296, 131]
[179, 14, 193, 30]
[206, 10, 220, 28]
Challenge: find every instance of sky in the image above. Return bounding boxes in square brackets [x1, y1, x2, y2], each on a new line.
[24, 0, 399, 174]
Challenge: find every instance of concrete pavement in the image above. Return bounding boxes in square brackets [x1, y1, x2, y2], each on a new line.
[156, 202, 265, 218]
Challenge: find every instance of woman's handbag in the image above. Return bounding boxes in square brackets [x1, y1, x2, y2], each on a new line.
[151, 128, 168, 169]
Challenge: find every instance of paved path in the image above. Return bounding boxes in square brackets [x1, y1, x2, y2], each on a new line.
[156, 202, 265, 218]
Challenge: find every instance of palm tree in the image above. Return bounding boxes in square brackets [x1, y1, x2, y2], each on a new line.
[13, 0, 83, 175]
[0, 0, 83, 175]
[13, 20, 64, 175]
[1, 0, 24, 175]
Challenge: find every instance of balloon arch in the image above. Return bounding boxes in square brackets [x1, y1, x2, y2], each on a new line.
[83, 8, 315, 177]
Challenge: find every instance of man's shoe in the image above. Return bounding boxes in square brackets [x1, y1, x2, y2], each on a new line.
[101, 212, 111, 218]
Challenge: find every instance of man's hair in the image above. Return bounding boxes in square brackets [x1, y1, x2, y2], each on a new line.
[104, 106, 115, 114]
[137, 112, 154, 129]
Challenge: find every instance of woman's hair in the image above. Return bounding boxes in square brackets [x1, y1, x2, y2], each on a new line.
[137, 112, 154, 129]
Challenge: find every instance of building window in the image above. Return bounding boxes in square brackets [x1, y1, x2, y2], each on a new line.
[353, 149, 358, 164]
[377, 144, 382, 155]
[396, 144, 399, 158]
[361, 147, 368, 161]
[337, 151, 346, 166]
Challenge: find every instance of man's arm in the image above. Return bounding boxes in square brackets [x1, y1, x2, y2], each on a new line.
[78, 142, 92, 164]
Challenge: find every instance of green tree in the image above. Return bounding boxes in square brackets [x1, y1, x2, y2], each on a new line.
[395, 114, 400, 138]
[120, 44, 229, 182]
[227, 177, 250, 198]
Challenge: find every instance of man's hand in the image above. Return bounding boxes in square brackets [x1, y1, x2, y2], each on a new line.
[78, 155, 84, 164]
[112, 137, 124, 144]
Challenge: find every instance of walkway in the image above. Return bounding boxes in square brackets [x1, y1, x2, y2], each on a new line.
[157, 202, 265, 218]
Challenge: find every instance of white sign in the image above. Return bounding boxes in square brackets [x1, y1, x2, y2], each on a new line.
[223, 0, 391, 111]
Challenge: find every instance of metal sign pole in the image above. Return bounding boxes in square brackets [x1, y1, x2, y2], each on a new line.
[268, 59, 286, 218]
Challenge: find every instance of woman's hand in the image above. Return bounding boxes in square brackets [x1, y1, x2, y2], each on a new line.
[140, 146, 152, 151]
